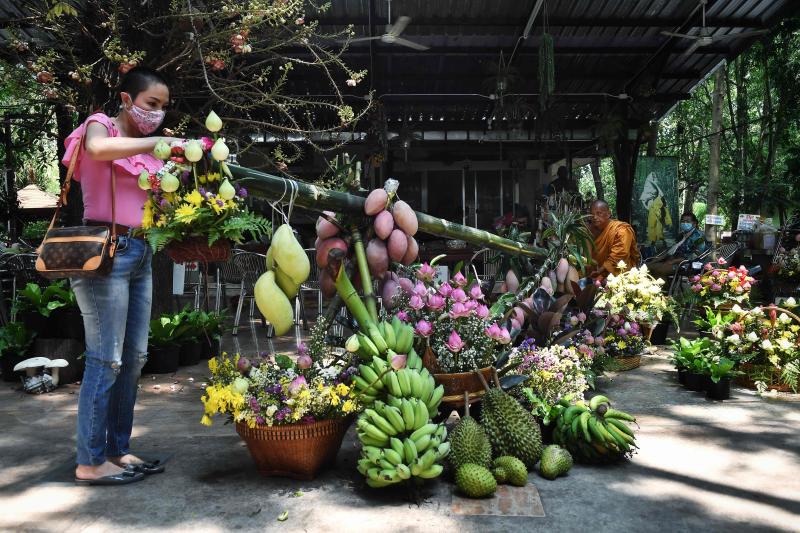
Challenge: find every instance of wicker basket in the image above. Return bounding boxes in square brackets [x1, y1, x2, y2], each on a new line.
[423, 347, 492, 409]
[166, 236, 231, 264]
[612, 354, 642, 371]
[235, 416, 353, 480]
[735, 363, 796, 393]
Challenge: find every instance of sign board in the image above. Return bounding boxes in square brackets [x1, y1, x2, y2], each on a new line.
[704, 215, 725, 226]
[632, 157, 679, 246]
[172, 263, 186, 295]
[737, 214, 760, 231]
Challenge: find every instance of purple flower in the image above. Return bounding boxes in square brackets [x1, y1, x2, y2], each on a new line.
[449, 302, 472, 319]
[301, 415, 316, 424]
[452, 272, 467, 287]
[711, 284, 722, 292]
[446, 330, 464, 352]
[249, 397, 260, 410]
[476, 304, 490, 319]
[427, 293, 445, 310]
[415, 320, 432, 337]
[159, 199, 171, 208]
[451, 288, 468, 303]
[577, 312, 587, 323]
[238, 187, 248, 198]
[216, 199, 225, 207]
[416, 262, 436, 281]
[297, 342, 308, 355]
[288, 376, 307, 395]
[198, 187, 207, 196]
[469, 284, 484, 300]
[409, 294, 425, 310]
[396, 310, 409, 322]
[296, 354, 312, 369]
[256, 416, 266, 425]
[438, 283, 453, 297]
[556, 372, 564, 381]
[617, 328, 627, 337]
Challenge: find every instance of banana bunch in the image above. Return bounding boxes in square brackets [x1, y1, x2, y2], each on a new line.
[352, 335, 447, 488]
[346, 316, 422, 369]
[552, 395, 638, 464]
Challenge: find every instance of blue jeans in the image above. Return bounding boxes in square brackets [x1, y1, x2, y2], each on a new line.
[71, 236, 153, 466]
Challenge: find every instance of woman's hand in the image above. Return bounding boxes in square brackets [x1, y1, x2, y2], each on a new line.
[84, 122, 183, 161]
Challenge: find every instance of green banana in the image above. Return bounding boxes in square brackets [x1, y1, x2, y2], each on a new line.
[578, 411, 592, 443]
[437, 441, 451, 459]
[416, 449, 437, 471]
[358, 433, 388, 447]
[357, 418, 389, 441]
[366, 477, 395, 488]
[604, 422, 632, 451]
[413, 434, 432, 452]
[400, 399, 416, 431]
[604, 408, 636, 422]
[383, 406, 406, 434]
[396, 463, 411, 480]
[368, 325, 388, 354]
[378, 458, 395, 471]
[367, 467, 381, 481]
[396, 369, 412, 397]
[563, 404, 588, 425]
[358, 365, 384, 391]
[371, 356, 388, 375]
[409, 370, 423, 398]
[403, 438, 418, 463]
[383, 448, 403, 466]
[589, 395, 611, 410]
[594, 418, 617, 444]
[407, 349, 421, 370]
[413, 398, 429, 429]
[416, 464, 443, 479]
[359, 333, 380, 358]
[606, 417, 636, 437]
[365, 409, 397, 436]
[386, 395, 402, 409]
[357, 458, 374, 475]
[379, 468, 400, 483]
[362, 446, 382, 462]
[409, 423, 437, 442]
[389, 437, 404, 458]
[382, 321, 396, 350]
[587, 416, 605, 444]
[570, 412, 582, 438]
[426, 385, 444, 414]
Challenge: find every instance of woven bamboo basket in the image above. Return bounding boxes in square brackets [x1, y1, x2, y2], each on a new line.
[732, 306, 799, 393]
[166, 236, 231, 264]
[235, 416, 353, 480]
[612, 354, 642, 371]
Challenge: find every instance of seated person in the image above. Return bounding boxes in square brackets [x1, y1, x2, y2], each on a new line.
[588, 200, 640, 279]
[646, 213, 707, 278]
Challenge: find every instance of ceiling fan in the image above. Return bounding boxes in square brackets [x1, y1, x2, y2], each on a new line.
[348, 0, 429, 51]
[661, 0, 768, 57]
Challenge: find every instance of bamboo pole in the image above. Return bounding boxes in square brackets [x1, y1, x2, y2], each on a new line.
[230, 164, 547, 260]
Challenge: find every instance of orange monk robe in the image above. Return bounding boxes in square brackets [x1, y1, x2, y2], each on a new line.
[591, 220, 641, 275]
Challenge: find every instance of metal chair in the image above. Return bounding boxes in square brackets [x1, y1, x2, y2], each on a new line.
[231, 251, 270, 335]
[297, 248, 321, 329]
[469, 248, 501, 292]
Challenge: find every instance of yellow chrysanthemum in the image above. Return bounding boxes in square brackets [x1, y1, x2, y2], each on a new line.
[185, 190, 204, 206]
[206, 172, 221, 182]
[175, 203, 198, 223]
[342, 400, 356, 413]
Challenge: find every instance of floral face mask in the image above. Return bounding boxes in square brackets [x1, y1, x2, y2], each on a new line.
[126, 101, 165, 135]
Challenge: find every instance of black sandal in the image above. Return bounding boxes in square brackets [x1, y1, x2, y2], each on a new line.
[124, 460, 165, 475]
[75, 468, 145, 486]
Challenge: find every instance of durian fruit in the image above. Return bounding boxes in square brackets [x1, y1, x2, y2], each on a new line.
[479, 374, 543, 470]
[492, 466, 508, 484]
[449, 393, 492, 471]
[492, 456, 527, 487]
[539, 445, 573, 480]
[455, 464, 497, 498]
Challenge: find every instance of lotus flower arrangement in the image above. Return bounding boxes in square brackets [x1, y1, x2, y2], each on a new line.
[201, 347, 360, 428]
[597, 261, 673, 325]
[393, 263, 506, 373]
[139, 111, 271, 253]
[690, 259, 756, 308]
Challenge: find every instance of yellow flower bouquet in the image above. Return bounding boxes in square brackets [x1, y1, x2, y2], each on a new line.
[598, 261, 674, 325]
[138, 111, 271, 256]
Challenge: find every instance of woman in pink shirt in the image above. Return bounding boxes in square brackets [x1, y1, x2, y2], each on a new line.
[65, 67, 182, 486]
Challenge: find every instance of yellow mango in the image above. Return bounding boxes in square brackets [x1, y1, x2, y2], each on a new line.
[266, 245, 275, 270]
[275, 265, 300, 298]
[254, 271, 294, 335]
[272, 224, 310, 285]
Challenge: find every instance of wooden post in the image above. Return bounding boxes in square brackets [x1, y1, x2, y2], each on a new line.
[706, 66, 725, 247]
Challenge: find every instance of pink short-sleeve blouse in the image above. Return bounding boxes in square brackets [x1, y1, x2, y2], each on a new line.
[61, 113, 163, 228]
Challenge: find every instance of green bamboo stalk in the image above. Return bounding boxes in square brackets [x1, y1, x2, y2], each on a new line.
[350, 227, 378, 323]
[334, 264, 373, 332]
[229, 165, 547, 260]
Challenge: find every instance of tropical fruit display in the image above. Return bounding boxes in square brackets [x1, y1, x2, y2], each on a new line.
[479, 379, 543, 469]
[552, 395, 638, 464]
[253, 224, 310, 335]
[492, 456, 528, 487]
[449, 396, 492, 472]
[538, 445, 573, 480]
[455, 463, 497, 498]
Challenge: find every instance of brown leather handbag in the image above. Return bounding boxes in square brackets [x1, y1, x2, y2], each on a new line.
[35, 125, 118, 279]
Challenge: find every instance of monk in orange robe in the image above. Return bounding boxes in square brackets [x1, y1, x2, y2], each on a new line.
[588, 200, 640, 278]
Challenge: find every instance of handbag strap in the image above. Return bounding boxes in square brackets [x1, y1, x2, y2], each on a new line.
[47, 119, 118, 243]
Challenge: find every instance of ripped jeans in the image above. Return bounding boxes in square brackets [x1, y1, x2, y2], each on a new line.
[71, 235, 153, 466]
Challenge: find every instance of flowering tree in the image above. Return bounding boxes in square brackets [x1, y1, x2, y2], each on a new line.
[2, 0, 370, 172]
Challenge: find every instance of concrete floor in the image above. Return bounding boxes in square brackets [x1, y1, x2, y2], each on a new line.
[1, 318, 799, 533]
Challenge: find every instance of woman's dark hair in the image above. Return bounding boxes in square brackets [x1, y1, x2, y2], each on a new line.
[681, 212, 698, 224]
[118, 67, 169, 99]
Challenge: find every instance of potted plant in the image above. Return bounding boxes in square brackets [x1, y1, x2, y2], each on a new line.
[393, 263, 508, 408]
[12, 281, 77, 337]
[138, 112, 271, 263]
[705, 356, 737, 400]
[0, 322, 36, 382]
[200, 333, 360, 480]
[197, 310, 224, 359]
[684, 350, 710, 392]
[670, 337, 713, 386]
[689, 259, 756, 311]
[143, 314, 181, 374]
[176, 309, 203, 366]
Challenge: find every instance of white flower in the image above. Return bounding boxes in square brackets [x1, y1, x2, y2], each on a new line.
[726, 334, 741, 345]
[266, 405, 278, 416]
[785, 297, 797, 307]
[731, 304, 744, 314]
[746, 332, 759, 343]
[778, 313, 791, 324]
[761, 339, 774, 351]
[777, 338, 792, 351]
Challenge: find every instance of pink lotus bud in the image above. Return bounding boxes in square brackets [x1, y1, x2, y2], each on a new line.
[415, 320, 432, 337]
[446, 330, 464, 352]
[452, 272, 467, 286]
[585, 336, 595, 345]
[691, 275, 701, 282]
[469, 284, 484, 300]
[476, 304, 490, 319]
[617, 328, 628, 337]
[390, 354, 407, 370]
[413, 281, 428, 297]
[595, 336, 605, 346]
[718, 258, 727, 265]
[510, 318, 521, 331]
[398, 277, 415, 294]
[498, 327, 512, 344]
[296, 354, 312, 369]
[451, 288, 468, 303]
[426, 293, 445, 310]
[485, 323, 502, 338]
[237, 357, 252, 374]
[396, 311, 409, 322]
[288, 376, 307, 395]
[409, 294, 425, 310]
[577, 312, 587, 323]
[463, 299, 478, 312]
[570, 316, 579, 326]
[438, 283, 453, 297]
[449, 302, 471, 319]
[416, 263, 436, 281]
